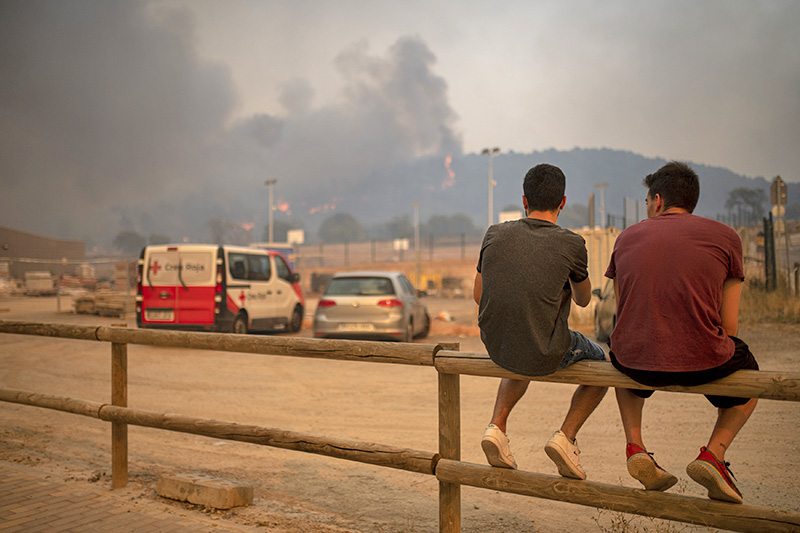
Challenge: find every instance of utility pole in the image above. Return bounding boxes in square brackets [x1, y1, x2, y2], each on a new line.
[265, 179, 278, 243]
[411, 202, 421, 289]
[482, 147, 500, 227]
[594, 182, 609, 229]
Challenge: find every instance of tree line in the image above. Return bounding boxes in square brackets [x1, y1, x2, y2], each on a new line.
[112, 187, 782, 254]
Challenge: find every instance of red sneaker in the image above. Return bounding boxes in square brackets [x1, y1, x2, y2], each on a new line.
[686, 447, 743, 504]
[625, 443, 677, 491]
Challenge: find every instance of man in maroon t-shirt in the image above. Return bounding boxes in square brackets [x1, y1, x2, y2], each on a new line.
[605, 162, 758, 504]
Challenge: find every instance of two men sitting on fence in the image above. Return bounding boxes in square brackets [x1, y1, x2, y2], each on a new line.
[475, 162, 757, 504]
[473, 163, 608, 479]
[606, 161, 758, 504]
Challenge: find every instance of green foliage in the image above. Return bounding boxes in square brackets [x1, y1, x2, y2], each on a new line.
[261, 219, 305, 242]
[318, 213, 368, 243]
[375, 215, 414, 240]
[560, 203, 589, 230]
[725, 187, 766, 226]
[422, 213, 482, 238]
[148, 233, 171, 245]
[112, 230, 146, 254]
[207, 217, 235, 245]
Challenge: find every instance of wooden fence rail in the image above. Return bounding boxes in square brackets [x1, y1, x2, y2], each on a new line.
[1, 319, 799, 533]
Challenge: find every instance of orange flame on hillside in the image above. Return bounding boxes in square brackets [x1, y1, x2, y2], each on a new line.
[442, 155, 456, 190]
[309, 200, 338, 214]
[277, 202, 291, 216]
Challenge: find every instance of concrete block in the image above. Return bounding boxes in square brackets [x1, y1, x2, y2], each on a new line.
[156, 473, 253, 509]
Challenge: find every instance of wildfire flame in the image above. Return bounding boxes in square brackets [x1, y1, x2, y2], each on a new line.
[309, 197, 339, 215]
[442, 155, 456, 190]
[277, 202, 291, 216]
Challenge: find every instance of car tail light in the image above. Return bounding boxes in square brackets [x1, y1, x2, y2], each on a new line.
[317, 299, 337, 307]
[378, 299, 404, 308]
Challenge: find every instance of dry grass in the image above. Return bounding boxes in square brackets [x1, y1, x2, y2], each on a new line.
[740, 282, 800, 324]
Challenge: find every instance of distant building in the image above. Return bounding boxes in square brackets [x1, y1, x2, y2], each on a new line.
[0, 226, 85, 279]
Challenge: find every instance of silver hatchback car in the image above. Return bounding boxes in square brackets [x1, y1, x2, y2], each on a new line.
[312, 271, 430, 342]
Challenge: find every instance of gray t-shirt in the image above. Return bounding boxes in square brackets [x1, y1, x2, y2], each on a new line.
[477, 217, 589, 376]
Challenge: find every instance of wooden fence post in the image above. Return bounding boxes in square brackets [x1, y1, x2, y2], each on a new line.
[438, 371, 460, 532]
[111, 341, 128, 489]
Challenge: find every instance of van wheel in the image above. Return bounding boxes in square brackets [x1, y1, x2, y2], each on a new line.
[232, 314, 248, 334]
[288, 305, 303, 333]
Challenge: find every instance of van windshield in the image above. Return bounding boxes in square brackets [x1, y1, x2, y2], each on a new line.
[146, 251, 213, 285]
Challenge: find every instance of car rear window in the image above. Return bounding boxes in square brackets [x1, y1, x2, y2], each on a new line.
[325, 277, 395, 296]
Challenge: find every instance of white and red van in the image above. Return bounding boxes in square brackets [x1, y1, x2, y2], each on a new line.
[136, 244, 304, 333]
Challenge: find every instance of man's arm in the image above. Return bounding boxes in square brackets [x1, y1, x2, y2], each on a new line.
[569, 277, 592, 308]
[473, 272, 482, 305]
[720, 278, 743, 337]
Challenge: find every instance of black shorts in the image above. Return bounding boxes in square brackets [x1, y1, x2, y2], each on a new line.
[609, 336, 758, 408]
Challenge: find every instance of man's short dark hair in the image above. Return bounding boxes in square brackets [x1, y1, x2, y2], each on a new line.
[644, 161, 700, 213]
[523, 164, 566, 212]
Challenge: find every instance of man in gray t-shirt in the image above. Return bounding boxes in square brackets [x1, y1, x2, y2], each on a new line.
[475, 164, 607, 479]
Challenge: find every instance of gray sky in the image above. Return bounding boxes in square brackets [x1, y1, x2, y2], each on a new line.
[166, 0, 799, 180]
[1, 0, 799, 245]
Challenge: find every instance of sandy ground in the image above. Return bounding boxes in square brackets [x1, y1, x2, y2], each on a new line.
[0, 294, 798, 532]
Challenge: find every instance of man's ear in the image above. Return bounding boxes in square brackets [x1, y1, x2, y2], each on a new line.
[522, 195, 529, 213]
[654, 193, 664, 214]
[558, 196, 567, 211]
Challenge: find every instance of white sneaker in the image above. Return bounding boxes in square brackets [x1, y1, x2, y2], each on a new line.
[481, 424, 517, 469]
[544, 430, 586, 480]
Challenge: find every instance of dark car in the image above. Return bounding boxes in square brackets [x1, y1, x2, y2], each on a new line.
[592, 279, 617, 343]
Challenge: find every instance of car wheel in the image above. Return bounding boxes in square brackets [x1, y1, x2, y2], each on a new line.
[232, 314, 248, 334]
[404, 320, 414, 343]
[416, 312, 431, 339]
[288, 305, 303, 333]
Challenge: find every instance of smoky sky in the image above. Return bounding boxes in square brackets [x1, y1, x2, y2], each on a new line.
[0, 1, 461, 246]
[3, 1, 798, 249]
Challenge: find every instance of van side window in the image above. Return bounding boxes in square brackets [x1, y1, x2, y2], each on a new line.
[275, 255, 292, 282]
[229, 254, 248, 280]
[247, 255, 269, 281]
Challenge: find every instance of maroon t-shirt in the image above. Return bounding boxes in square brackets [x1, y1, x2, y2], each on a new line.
[605, 212, 744, 372]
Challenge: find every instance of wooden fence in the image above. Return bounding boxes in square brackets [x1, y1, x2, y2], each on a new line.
[1, 319, 799, 532]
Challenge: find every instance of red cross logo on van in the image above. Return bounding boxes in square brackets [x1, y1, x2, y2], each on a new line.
[239, 290, 246, 305]
[150, 261, 162, 276]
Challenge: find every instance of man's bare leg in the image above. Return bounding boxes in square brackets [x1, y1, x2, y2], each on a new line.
[706, 398, 758, 460]
[560, 385, 608, 440]
[489, 378, 529, 433]
[614, 387, 646, 447]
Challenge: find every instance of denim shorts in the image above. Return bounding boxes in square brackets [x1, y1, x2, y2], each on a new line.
[558, 330, 607, 369]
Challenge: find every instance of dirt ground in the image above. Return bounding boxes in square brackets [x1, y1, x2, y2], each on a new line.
[0, 294, 798, 532]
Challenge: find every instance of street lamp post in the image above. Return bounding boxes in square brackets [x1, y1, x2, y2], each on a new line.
[411, 202, 421, 288]
[482, 147, 500, 227]
[594, 182, 609, 229]
[265, 179, 278, 243]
